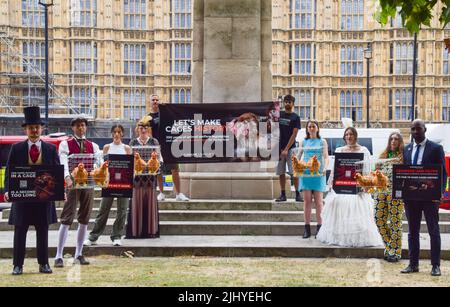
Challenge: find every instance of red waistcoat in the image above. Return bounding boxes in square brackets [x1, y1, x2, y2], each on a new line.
[67, 138, 94, 154]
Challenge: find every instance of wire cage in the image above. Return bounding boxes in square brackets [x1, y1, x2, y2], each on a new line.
[354, 157, 397, 192]
[291, 145, 326, 178]
[68, 153, 107, 189]
[131, 145, 162, 176]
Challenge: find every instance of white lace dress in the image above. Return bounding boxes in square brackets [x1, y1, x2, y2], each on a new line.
[316, 145, 383, 247]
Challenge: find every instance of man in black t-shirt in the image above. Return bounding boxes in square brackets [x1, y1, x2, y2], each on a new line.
[148, 94, 189, 202]
[275, 94, 301, 202]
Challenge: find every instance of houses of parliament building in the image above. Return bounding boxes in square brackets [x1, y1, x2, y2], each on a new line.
[1, 0, 449, 129]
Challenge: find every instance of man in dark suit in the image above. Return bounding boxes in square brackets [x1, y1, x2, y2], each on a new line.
[401, 119, 447, 276]
[4, 106, 59, 275]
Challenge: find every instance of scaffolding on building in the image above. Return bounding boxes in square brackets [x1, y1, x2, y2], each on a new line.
[0, 28, 93, 118]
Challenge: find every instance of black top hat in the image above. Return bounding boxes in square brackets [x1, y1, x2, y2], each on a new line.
[22, 106, 45, 127]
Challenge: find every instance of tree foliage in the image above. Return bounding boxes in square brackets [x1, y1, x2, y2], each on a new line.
[376, 0, 450, 33]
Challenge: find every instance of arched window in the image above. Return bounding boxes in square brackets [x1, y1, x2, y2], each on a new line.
[341, 0, 364, 30]
[340, 90, 363, 121]
[173, 89, 191, 103]
[22, 0, 44, 27]
[71, 0, 97, 27]
[22, 41, 46, 73]
[292, 43, 314, 75]
[124, 0, 146, 30]
[392, 89, 413, 120]
[294, 90, 314, 120]
[172, 43, 192, 75]
[392, 43, 415, 74]
[443, 91, 450, 121]
[172, 0, 192, 29]
[123, 90, 146, 120]
[72, 87, 95, 116]
[124, 44, 146, 75]
[444, 46, 449, 75]
[290, 0, 316, 29]
[340, 45, 363, 76]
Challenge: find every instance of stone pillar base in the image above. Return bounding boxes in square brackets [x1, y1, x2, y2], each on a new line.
[180, 172, 288, 200]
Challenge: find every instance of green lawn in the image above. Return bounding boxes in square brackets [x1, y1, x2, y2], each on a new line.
[0, 256, 448, 287]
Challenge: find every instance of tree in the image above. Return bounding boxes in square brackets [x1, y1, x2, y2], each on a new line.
[376, 0, 450, 33]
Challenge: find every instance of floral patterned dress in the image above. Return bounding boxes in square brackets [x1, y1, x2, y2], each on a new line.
[372, 154, 405, 259]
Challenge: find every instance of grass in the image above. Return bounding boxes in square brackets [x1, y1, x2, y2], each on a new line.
[0, 256, 449, 287]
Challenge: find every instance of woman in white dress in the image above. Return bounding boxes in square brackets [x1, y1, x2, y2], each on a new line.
[316, 127, 383, 247]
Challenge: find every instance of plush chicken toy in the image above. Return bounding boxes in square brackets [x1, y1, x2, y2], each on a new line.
[354, 173, 376, 188]
[72, 163, 88, 187]
[134, 152, 147, 175]
[91, 161, 109, 187]
[307, 155, 321, 176]
[373, 170, 388, 189]
[292, 156, 307, 176]
[147, 151, 160, 175]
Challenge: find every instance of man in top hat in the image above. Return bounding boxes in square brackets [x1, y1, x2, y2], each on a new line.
[4, 106, 59, 275]
[54, 117, 101, 267]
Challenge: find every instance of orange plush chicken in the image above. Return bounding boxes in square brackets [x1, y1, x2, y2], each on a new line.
[72, 163, 88, 186]
[91, 161, 109, 187]
[373, 170, 388, 189]
[354, 173, 376, 188]
[134, 152, 147, 175]
[292, 156, 307, 176]
[147, 151, 160, 174]
[307, 155, 321, 176]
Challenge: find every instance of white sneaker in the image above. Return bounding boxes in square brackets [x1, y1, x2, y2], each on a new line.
[83, 239, 97, 246]
[175, 193, 190, 201]
[112, 239, 122, 247]
[157, 192, 165, 201]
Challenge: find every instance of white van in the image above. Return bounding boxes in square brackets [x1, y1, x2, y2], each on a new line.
[422, 123, 450, 153]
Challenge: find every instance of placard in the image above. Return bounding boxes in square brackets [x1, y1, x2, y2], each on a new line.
[332, 152, 364, 195]
[101, 154, 134, 198]
[393, 164, 443, 201]
[159, 102, 280, 163]
[8, 165, 64, 202]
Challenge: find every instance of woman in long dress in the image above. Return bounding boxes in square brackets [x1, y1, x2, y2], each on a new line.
[372, 132, 405, 262]
[126, 116, 160, 239]
[316, 127, 383, 247]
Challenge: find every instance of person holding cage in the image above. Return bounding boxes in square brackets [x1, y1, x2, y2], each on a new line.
[126, 115, 161, 238]
[54, 117, 102, 268]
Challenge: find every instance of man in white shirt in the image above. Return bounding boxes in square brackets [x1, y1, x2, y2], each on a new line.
[401, 119, 447, 277]
[54, 117, 102, 268]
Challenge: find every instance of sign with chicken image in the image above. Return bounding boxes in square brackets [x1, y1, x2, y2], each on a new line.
[8, 165, 64, 201]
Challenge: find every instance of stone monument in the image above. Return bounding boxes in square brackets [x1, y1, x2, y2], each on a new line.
[180, 0, 281, 199]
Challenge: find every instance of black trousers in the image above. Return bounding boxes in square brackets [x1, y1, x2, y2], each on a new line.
[13, 225, 49, 267]
[404, 201, 441, 267]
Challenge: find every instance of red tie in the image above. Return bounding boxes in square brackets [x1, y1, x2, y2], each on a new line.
[30, 144, 39, 163]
